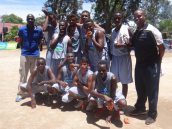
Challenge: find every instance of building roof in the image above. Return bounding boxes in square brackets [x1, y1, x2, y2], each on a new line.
[0, 23, 24, 33]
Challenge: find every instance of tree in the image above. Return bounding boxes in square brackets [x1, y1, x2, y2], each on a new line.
[44, 0, 83, 19]
[4, 26, 19, 41]
[91, 0, 141, 33]
[35, 16, 46, 27]
[159, 19, 172, 32]
[139, 0, 172, 26]
[1, 14, 23, 24]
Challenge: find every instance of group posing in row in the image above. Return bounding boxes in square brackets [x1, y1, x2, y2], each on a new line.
[16, 9, 165, 125]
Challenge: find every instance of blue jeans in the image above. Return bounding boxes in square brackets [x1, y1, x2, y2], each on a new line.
[134, 61, 161, 119]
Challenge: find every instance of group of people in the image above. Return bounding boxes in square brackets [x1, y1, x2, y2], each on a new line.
[15, 8, 165, 125]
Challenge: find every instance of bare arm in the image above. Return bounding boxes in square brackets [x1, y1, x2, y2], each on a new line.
[27, 69, 37, 108]
[39, 68, 56, 85]
[86, 30, 104, 52]
[72, 74, 79, 86]
[82, 74, 94, 94]
[67, 38, 73, 53]
[50, 34, 59, 49]
[42, 16, 49, 31]
[94, 31, 105, 51]
[110, 75, 117, 99]
[158, 44, 165, 62]
[94, 22, 105, 33]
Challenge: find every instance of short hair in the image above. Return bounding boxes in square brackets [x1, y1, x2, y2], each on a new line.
[37, 57, 46, 64]
[66, 52, 74, 57]
[134, 9, 146, 17]
[98, 60, 109, 70]
[59, 20, 68, 27]
[80, 56, 89, 64]
[81, 10, 90, 17]
[26, 14, 35, 21]
[83, 19, 94, 28]
[113, 11, 123, 18]
[67, 14, 78, 21]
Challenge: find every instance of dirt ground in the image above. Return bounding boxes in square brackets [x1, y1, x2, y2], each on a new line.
[0, 49, 172, 129]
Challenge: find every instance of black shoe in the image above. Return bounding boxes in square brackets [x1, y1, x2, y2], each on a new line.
[130, 109, 147, 116]
[145, 117, 155, 125]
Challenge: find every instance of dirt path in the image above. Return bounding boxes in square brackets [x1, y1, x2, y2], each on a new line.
[0, 49, 172, 129]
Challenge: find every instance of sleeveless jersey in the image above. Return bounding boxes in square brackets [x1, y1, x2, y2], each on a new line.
[61, 65, 77, 87]
[33, 66, 49, 83]
[95, 71, 114, 96]
[77, 69, 93, 85]
[53, 35, 70, 59]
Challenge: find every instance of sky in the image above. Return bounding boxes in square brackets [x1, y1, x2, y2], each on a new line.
[0, 0, 171, 22]
[0, 0, 92, 22]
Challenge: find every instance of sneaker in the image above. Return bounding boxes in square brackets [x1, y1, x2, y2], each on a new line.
[15, 95, 23, 102]
[145, 117, 155, 125]
[130, 109, 147, 116]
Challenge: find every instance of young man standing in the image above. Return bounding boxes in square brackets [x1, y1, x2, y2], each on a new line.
[50, 20, 72, 76]
[83, 19, 109, 72]
[110, 12, 133, 98]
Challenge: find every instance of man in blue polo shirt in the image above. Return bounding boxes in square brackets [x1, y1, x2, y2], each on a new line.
[16, 14, 43, 102]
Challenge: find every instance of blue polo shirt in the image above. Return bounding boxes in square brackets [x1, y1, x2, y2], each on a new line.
[18, 25, 43, 56]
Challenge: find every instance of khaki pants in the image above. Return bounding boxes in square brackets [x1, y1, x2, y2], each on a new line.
[18, 55, 38, 92]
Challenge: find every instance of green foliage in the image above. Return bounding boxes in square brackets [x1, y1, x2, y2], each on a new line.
[35, 16, 46, 27]
[4, 26, 19, 41]
[159, 19, 172, 32]
[44, 0, 83, 19]
[139, 0, 172, 26]
[92, 0, 141, 33]
[1, 14, 23, 24]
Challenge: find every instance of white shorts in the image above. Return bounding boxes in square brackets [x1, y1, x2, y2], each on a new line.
[20, 83, 48, 94]
[52, 83, 70, 93]
[90, 90, 125, 108]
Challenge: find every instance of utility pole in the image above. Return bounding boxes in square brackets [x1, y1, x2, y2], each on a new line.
[2, 22, 4, 42]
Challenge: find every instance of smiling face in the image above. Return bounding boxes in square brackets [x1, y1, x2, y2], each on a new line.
[66, 53, 75, 64]
[81, 11, 90, 23]
[134, 10, 146, 29]
[84, 21, 94, 33]
[59, 21, 67, 35]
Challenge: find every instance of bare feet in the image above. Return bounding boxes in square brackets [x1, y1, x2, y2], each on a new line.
[31, 98, 36, 109]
